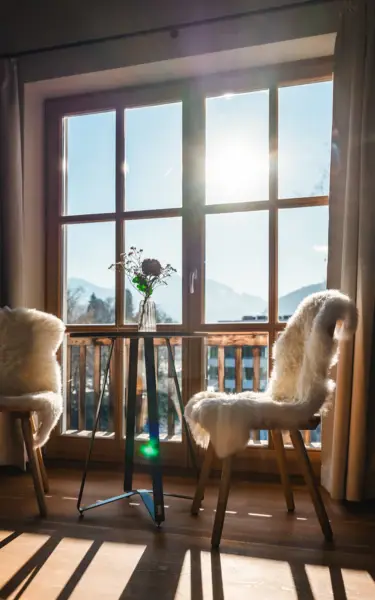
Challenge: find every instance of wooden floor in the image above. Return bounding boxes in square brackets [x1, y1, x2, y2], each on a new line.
[0, 467, 375, 599]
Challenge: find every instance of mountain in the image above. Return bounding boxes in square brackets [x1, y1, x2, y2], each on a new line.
[277, 282, 326, 319]
[68, 278, 114, 302]
[205, 279, 266, 322]
[68, 276, 266, 322]
[68, 277, 326, 323]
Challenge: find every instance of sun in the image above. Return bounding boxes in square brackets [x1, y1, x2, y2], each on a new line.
[206, 138, 269, 203]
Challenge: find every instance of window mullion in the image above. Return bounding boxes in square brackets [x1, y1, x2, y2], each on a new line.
[267, 86, 279, 450]
[268, 84, 278, 348]
[182, 88, 205, 331]
[182, 88, 206, 468]
[115, 105, 125, 326]
[114, 105, 125, 442]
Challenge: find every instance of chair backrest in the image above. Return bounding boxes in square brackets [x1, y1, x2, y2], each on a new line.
[0, 307, 65, 396]
[267, 290, 357, 403]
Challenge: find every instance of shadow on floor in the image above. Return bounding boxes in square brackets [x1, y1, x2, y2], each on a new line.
[0, 523, 374, 600]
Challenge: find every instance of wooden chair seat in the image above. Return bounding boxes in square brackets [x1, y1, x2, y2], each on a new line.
[0, 406, 49, 517]
[191, 415, 332, 548]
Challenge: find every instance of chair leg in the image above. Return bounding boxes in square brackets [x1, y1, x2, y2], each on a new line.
[289, 429, 332, 542]
[191, 442, 215, 515]
[211, 456, 232, 549]
[21, 416, 47, 518]
[31, 415, 49, 494]
[271, 429, 295, 512]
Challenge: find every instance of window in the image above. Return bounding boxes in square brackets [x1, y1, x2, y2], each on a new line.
[46, 59, 333, 466]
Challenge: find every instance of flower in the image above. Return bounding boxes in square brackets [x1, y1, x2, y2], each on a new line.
[109, 247, 176, 299]
[142, 258, 162, 277]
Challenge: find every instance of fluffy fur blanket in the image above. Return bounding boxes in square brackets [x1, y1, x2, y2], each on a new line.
[0, 307, 65, 448]
[185, 290, 357, 459]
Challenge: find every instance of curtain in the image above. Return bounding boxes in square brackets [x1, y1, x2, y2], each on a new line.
[0, 59, 25, 467]
[321, 0, 375, 501]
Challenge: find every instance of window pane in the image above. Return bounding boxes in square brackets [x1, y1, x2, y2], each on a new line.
[278, 206, 328, 321]
[206, 91, 269, 205]
[64, 222, 115, 324]
[124, 103, 182, 211]
[124, 218, 182, 324]
[205, 212, 269, 323]
[278, 81, 333, 199]
[64, 111, 116, 215]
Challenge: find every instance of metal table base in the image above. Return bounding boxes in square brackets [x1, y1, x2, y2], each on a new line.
[74, 332, 200, 525]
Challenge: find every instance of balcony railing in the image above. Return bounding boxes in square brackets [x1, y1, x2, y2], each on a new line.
[64, 334, 321, 448]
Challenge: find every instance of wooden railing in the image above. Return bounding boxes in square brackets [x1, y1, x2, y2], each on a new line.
[65, 337, 183, 439]
[205, 334, 269, 445]
[64, 334, 321, 448]
[65, 338, 115, 434]
[205, 334, 268, 393]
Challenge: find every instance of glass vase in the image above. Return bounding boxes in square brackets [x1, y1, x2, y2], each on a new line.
[138, 298, 157, 332]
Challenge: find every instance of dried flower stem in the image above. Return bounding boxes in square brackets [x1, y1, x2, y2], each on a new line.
[109, 247, 176, 327]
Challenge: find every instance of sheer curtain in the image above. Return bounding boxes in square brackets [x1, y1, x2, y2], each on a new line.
[322, 0, 375, 501]
[0, 59, 25, 467]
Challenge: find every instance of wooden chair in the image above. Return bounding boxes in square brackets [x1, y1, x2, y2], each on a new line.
[0, 407, 49, 517]
[191, 415, 332, 548]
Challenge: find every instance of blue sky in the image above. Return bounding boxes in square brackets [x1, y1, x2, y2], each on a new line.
[65, 80, 333, 319]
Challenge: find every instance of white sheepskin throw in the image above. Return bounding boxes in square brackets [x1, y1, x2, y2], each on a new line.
[0, 307, 65, 448]
[185, 290, 358, 459]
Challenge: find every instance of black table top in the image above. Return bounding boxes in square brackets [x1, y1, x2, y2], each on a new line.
[69, 330, 208, 339]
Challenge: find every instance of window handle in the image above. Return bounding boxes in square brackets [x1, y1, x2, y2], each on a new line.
[190, 269, 198, 294]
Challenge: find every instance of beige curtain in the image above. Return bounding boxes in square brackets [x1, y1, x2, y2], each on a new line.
[322, 0, 375, 501]
[0, 59, 25, 467]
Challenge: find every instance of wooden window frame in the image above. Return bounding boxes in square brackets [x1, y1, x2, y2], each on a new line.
[45, 57, 333, 473]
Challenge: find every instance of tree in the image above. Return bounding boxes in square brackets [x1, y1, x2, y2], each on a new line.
[67, 286, 175, 325]
[87, 293, 115, 324]
[126, 289, 135, 322]
[312, 166, 329, 196]
[155, 306, 174, 324]
[127, 287, 176, 324]
[67, 286, 85, 323]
